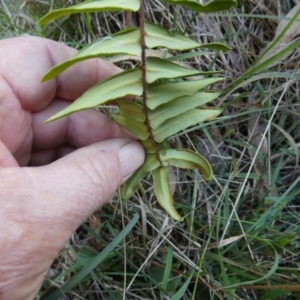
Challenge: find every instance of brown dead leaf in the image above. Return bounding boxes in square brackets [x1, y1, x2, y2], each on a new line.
[276, 4, 300, 38]
[208, 235, 244, 249]
[248, 95, 269, 201]
[228, 50, 245, 73]
[259, 4, 300, 67]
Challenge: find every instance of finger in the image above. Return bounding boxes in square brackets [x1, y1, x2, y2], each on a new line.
[0, 36, 121, 111]
[0, 75, 32, 162]
[28, 144, 75, 166]
[0, 140, 19, 167]
[27, 139, 144, 230]
[0, 139, 144, 274]
[31, 99, 136, 149]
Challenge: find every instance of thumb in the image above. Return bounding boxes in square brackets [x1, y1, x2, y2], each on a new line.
[1, 138, 144, 237]
[36, 138, 145, 229]
[0, 138, 144, 299]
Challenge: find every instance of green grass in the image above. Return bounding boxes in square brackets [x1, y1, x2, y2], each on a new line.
[2, 0, 300, 299]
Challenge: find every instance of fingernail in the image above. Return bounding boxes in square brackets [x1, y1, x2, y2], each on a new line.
[118, 142, 145, 180]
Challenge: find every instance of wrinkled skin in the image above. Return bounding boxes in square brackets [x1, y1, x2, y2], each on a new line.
[0, 37, 145, 300]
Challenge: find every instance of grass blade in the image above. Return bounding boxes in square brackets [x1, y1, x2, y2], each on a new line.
[170, 272, 193, 300]
[161, 246, 173, 292]
[42, 213, 140, 300]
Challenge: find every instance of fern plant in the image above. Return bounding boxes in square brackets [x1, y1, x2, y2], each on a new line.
[38, 0, 237, 221]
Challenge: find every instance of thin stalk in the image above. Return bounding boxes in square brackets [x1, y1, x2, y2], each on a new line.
[139, 0, 163, 166]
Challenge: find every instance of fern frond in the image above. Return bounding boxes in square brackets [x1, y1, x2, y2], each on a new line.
[39, 0, 237, 221]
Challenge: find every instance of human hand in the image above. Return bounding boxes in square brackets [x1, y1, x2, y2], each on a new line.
[0, 36, 144, 300]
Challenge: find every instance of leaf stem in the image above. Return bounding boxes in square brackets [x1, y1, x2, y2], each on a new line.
[139, 0, 163, 167]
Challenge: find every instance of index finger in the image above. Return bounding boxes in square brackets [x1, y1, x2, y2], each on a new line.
[0, 36, 121, 112]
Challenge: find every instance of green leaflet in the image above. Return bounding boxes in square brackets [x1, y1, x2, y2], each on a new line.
[112, 114, 149, 140]
[161, 149, 212, 180]
[139, 139, 156, 153]
[43, 50, 219, 84]
[41, 29, 141, 81]
[153, 108, 223, 142]
[42, 27, 224, 82]
[45, 69, 142, 122]
[147, 78, 223, 110]
[118, 101, 146, 122]
[195, 42, 231, 51]
[153, 167, 183, 221]
[161, 0, 238, 12]
[146, 57, 220, 83]
[38, 0, 140, 25]
[149, 91, 221, 129]
[122, 154, 160, 199]
[145, 22, 231, 51]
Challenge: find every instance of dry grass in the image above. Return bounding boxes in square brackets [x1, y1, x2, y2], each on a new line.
[1, 0, 300, 299]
